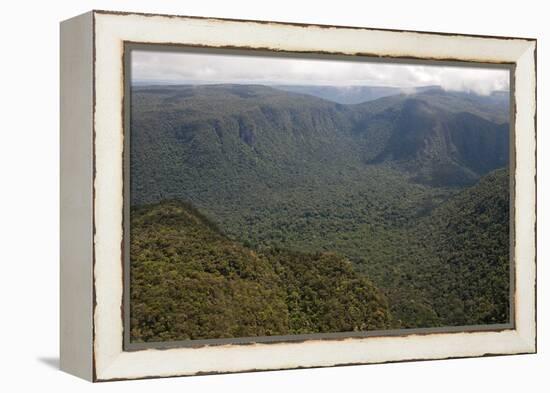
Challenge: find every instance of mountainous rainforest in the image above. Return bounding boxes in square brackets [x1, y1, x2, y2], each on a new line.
[129, 84, 511, 342]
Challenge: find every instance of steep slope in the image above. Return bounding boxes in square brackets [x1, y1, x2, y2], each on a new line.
[130, 84, 358, 206]
[130, 201, 391, 342]
[359, 168, 510, 327]
[420, 167, 510, 325]
[361, 97, 509, 186]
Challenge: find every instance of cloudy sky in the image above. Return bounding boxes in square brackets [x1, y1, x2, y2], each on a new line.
[131, 49, 510, 95]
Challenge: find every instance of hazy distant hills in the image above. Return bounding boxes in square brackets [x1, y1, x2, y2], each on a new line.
[131, 83, 433, 105]
[274, 84, 406, 104]
[275, 84, 509, 111]
[129, 84, 511, 333]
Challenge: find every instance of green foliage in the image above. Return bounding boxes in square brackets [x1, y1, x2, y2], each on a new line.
[358, 168, 510, 327]
[130, 201, 390, 342]
[129, 84, 511, 336]
[268, 250, 390, 333]
[130, 85, 509, 206]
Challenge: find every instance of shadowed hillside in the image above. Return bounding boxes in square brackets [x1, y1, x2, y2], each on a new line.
[358, 168, 510, 327]
[362, 97, 508, 186]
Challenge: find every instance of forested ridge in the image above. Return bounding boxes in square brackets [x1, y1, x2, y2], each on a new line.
[130, 201, 390, 342]
[129, 84, 511, 341]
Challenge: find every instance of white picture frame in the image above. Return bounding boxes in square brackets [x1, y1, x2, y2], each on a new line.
[60, 10, 536, 381]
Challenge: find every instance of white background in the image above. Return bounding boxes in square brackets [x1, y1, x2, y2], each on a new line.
[0, 0, 546, 391]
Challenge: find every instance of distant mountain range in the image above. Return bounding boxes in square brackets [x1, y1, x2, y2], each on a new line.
[273, 84, 468, 104]
[133, 81, 509, 105]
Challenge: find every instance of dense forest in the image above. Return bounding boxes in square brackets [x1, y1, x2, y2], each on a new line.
[130, 201, 390, 342]
[129, 84, 511, 342]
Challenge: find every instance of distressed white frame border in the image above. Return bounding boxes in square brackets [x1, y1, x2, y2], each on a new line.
[92, 11, 536, 381]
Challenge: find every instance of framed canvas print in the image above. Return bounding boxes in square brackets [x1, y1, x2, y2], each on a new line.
[60, 10, 537, 382]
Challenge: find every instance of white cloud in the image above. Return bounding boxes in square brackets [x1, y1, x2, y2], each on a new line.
[131, 49, 510, 95]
